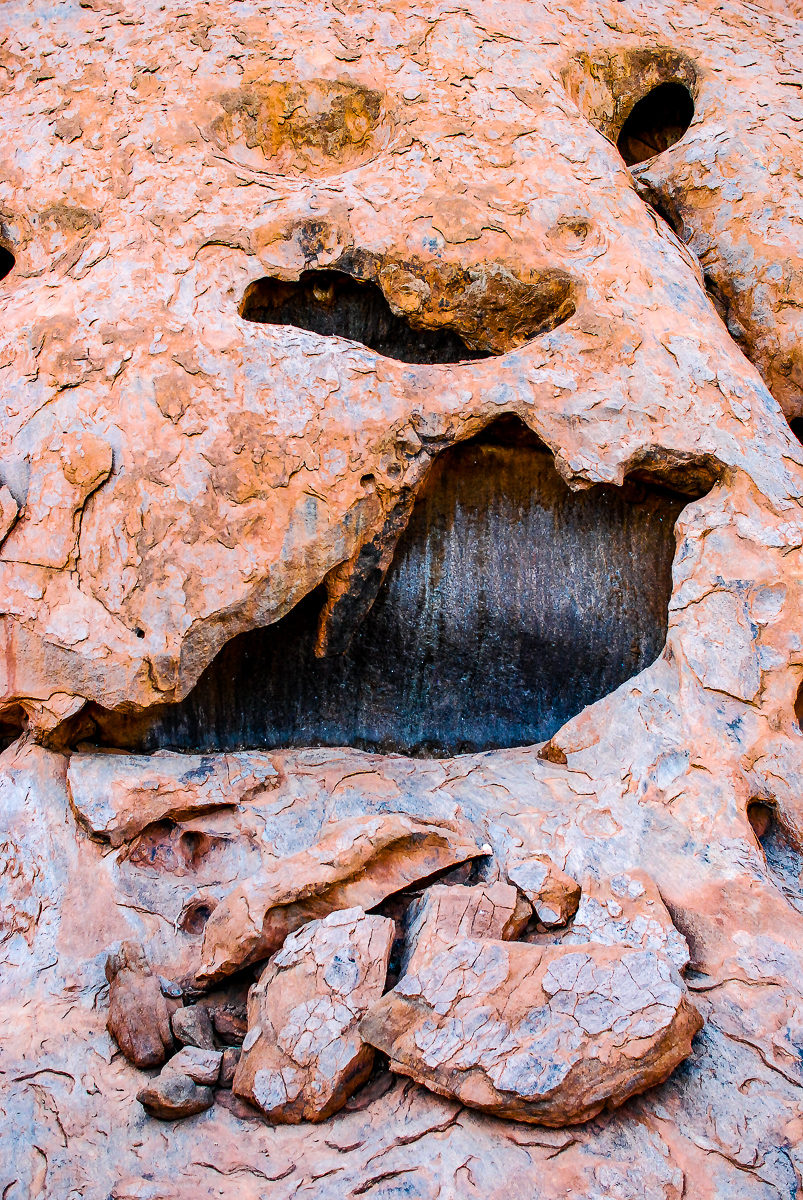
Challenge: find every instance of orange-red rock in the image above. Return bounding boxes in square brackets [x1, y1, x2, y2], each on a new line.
[196, 813, 481, 985]
[507, 856, 581, 927]
[1, 0, 803, 1194]
[234, 907, 394, 1122]
[106, 941, 176, 1069]
[402, 881, 531, 974]
[362, 938, 703, 1125]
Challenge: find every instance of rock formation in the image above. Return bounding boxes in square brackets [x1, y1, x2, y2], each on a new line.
[362, 939, 703, 1125]
[233, 907, 395, 1121]
[2, 0, 803, 1196]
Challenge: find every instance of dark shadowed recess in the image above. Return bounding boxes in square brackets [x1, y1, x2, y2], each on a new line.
[618, 82, 694, 166]
[0, 246, 14, 280]
[90, 418, 707, 757]
[748, 799, 803, 915]
[240, 270, 491, 364]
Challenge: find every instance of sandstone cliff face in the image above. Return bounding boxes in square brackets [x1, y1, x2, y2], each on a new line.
[2, 0, 803, 1196]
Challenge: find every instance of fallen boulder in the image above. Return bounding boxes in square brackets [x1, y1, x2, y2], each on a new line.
[233, 907, 394, 1122]
[106, 941, 176, 1069]
[137, 1068, 215, 1120]
[169, 1046, 222, 1084]
[172, 1003, 215, 1050]
[402, 881, 531, 974]
[361, 938, 702, 1125]
[197, 814, 480, 985]
[507, 856, 581, 927]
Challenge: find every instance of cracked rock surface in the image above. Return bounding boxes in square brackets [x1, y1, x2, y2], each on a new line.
[233, 907, 394, 1122]
[362, 938, 703, 1125]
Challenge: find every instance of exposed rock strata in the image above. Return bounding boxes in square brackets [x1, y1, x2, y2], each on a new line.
[68, 750, 280, 846]
[362, 938, 703, 1125]
[2, 0, 803, 1195]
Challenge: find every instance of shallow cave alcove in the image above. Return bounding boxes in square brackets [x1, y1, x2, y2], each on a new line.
[240, 269, 491, 365]
[93, 418, 700, 757]
[617, 82, 695, 166]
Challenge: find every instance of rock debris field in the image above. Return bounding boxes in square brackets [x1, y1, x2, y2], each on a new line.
[2, 0, 803, 1196]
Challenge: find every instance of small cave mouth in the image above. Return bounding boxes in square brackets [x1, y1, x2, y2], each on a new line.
[617, 82, 695, 167]
[789, 418, 803, 446]
[0, 246, 14, 281]
[240, 269, 492, 365]
[0, 705, 25, 752]
[89, 417, 708, 758]
[747, 798, 803, 914]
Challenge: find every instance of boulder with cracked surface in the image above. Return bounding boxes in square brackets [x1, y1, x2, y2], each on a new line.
[401, 881, 531, 974]
[507, 856, 581, 927]
[362, 938, 703, 1125]
[105, 941, 176, 1069]
[233, 907, 394, 1122]
[197, 813, 481, 985]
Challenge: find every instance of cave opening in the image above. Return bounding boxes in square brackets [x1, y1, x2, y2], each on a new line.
[747, 798, 803, 913]
[789, 418, 803, 446]
[89, 418, 703, 758]
[0, 246, 14, 281]
[617, 82, 695, 167]
[240, 269, 492, 365]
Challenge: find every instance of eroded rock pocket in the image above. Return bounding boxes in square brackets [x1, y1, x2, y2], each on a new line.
[617, 82, 694, 166]
[240, 269, 490, 364]
[93, 420, 700, 756]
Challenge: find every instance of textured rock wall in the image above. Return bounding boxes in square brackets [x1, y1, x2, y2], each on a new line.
[2, 0, 803, 1197]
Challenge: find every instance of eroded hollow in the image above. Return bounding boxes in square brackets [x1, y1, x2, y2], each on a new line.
[240, 270, 491, 364]
[0, 246, 14, 281]
[91, 419, 701, 757]
[747, 799, 803, 914]
[617, 82, 694, 166]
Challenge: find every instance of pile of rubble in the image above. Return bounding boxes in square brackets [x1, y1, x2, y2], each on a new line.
[104, 810, 702, 1127]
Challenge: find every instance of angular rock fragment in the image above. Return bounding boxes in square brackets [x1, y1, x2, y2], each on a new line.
[219, 1047, 241, 1089]
[106, 941, 175, 1069]
[137, 1069, 215, 1120]
[197, 814, 480, 985]
[67, 750, 279, 846]
[233, 907, 394, 1122]
[507, 856, 581, 927]
[402, 882, 531, 974]
[169, 1046, 222, 1084]
[361, 938, 703, 1125]
[172, 1003, 215, 1049]
[560, 872, 690, 971]
[212, 1004, 248, 1045]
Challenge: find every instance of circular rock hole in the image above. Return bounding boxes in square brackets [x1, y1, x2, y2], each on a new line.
[747, 799, 775, 845]
[617, 82, 695, 166]
[180, 829, 212, 869]
[0, 246, 15, 281]
[179, 896, 217, 935]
